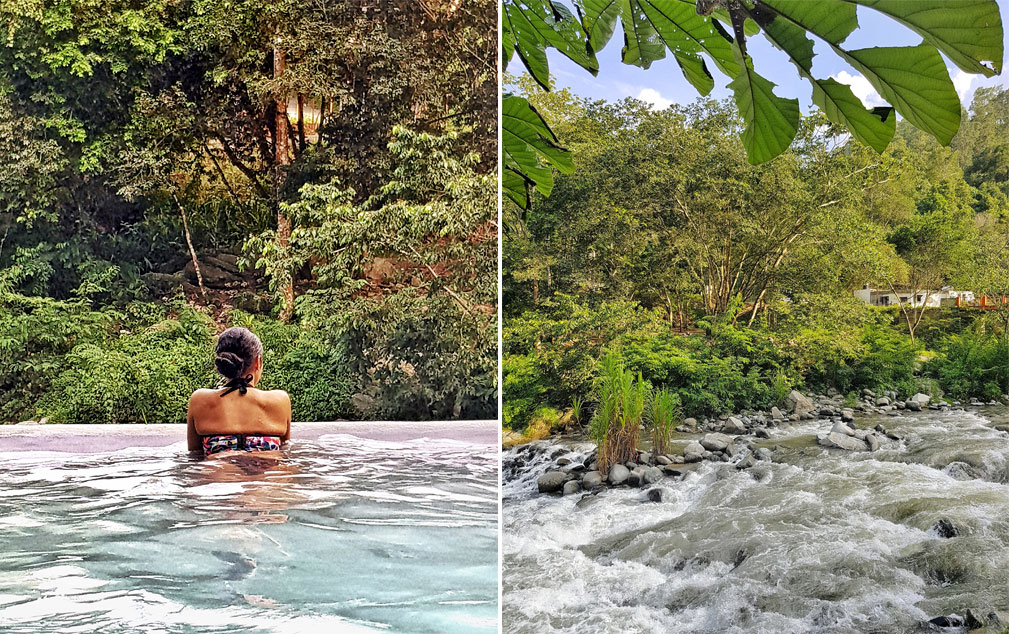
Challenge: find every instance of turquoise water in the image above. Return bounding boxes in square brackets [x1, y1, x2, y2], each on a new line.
[0, 433, 498, 633]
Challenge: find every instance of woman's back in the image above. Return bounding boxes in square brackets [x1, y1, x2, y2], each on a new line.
[188, 387, 290, 437]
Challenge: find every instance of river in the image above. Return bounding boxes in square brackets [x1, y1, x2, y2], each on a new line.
[502, 407, 1009, 633]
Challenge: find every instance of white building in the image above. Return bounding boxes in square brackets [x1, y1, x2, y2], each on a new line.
[853, 286, 975, 308]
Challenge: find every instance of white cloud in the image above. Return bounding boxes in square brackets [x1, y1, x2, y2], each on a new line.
[831, 71, 885, 107]
[951, 69, 976, 100]
[637, 88, 674, 110]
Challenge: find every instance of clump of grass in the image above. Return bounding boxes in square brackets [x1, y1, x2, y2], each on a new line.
[571, 395, 584, 426]
[647, 387, 681, 456]
[590, 353, 648, 474]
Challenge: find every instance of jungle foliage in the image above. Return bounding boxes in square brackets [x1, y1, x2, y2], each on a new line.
[0, 0, 497, 423]
[504, 86, 1009, 432]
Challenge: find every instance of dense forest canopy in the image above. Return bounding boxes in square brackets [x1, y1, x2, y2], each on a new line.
[0, 0, 498, 424]
[503, 79, 1009, 432]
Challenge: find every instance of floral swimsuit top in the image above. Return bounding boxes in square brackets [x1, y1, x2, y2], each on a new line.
[201, 375, 283, 455]
[202, 434, 282, 455]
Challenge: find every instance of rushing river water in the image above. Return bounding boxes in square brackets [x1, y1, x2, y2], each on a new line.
[503, 407, 1009, 634]
[0, 433, 498, 633]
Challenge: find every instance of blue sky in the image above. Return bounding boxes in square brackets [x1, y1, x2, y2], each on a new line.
[527, 1, 1009, 112]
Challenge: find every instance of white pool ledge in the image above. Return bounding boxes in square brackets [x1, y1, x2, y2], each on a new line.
[0, 420, 499, 452]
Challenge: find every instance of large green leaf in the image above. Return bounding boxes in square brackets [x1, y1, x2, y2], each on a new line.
[504, 0, 599, 89]
[620, 0, 666, 68]
[849, 0, 1003, 76]
[755, 8, 894, 152]
[502, 95, 575, 208]
[728, 45, 799, 164]
[838, 44, 962, 145]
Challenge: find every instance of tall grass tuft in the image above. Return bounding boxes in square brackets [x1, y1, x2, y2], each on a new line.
[571, 395, 584, 426]
[590, 354, 648, 474]
[647, 387, 681, 456]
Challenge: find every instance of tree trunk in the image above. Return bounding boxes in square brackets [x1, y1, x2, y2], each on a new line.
[274, 41, 294, 322]
[297, 94, 306, 155]
[532, 279, 539, 306]
[173, 193, 206, 299]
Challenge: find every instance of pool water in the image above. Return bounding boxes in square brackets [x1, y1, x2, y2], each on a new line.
[0, 432, 498, 633]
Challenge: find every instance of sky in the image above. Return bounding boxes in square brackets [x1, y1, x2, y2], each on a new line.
[523, 0, 1009, 113]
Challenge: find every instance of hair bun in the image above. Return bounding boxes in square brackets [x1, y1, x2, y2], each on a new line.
[215, 351, 245, 379]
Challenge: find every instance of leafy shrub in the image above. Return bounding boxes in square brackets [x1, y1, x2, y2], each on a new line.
[37, 309, 216, 423]
[502, 353, 548, 429]
[928, 328, 1009, 401]
[0, 292, 116, 422]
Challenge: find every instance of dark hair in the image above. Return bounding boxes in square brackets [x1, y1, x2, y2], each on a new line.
[214, 327, 264, 379]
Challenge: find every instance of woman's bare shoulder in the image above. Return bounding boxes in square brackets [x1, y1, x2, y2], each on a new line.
[188, 388, 220, 406]
[260, 389, 291, 404]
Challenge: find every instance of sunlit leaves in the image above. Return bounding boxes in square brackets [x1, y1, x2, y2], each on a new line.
[502, 0, 1004, 206]
[502, 94, 575, 208]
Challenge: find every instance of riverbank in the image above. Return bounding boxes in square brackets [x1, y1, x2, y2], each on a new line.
[503, 405, 1009, 633]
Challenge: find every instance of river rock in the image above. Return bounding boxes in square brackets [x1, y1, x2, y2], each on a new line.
[683, 417, 698, 430]
[656, 455, 672, 465]
[876, 396, 890, 406]
[722, 417, 746, 434]
[608, 464, 630, 485]
[933, 518, 958, 538]
[642, 466, 663, 485]
[562, 480, 581, 496]
[735, 453, 756, 470]
[911, 393, 931, 405]
[945, 462, 981, 480]
[582, 471, 603, 489]
[627, 468, 645, 487]
[557, 457, 572, 466]
[785, 390, 815, 418]
[865, 432, 880, 451]
[905, 400, 921, 411]
[700, 433, 732, 452]
[926, 615, 963, 628]
[841, 409, 854, 423]
[537, 471, 568, 493]
[754, 447, 773, 461]
[771, 406, 784, 421]
[645, 487, 667, 503]
[637, 451, 652, 465]
[682, 440, 706, 460]
[818, 431, 868, 451]
[661, 466, 682, 477]
[964, 608, 986, 630]
[831, 421, 856, 436]
[755, 427, 771, 439]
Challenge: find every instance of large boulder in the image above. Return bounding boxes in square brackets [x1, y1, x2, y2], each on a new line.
[831, 421, 856, 436]
[700, 433, 732, 452]
[642, 466, 663, 485]
[722, 417, 746, 434]
[905, 400, 922, 412]
[785, 390, 815, 417]
[562, 480, 581, 496]
[608, 464, 630, 485]
[683, 441, 706, 462]
[911, 393, 931, 405]
[817, 431, 868, 451]
[582, 471, 604, 489]
[537, 471, 568, 493]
